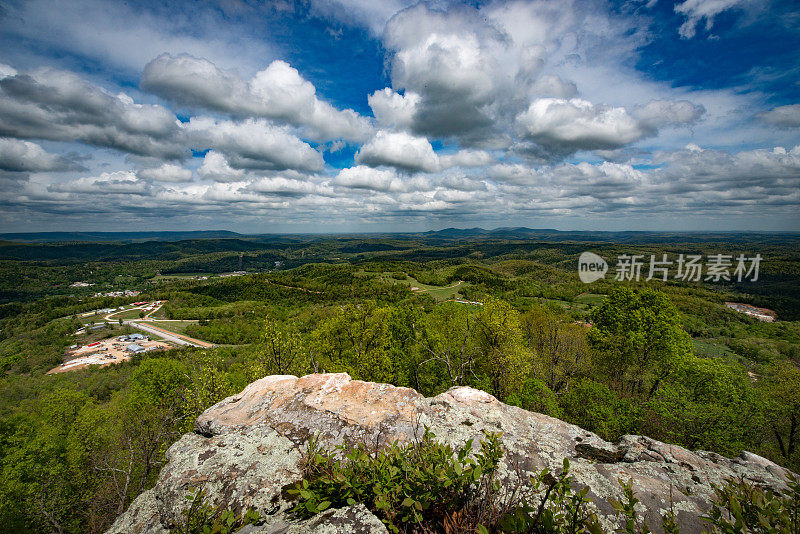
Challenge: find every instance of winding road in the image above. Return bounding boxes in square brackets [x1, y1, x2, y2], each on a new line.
[103, 301, 214, 348]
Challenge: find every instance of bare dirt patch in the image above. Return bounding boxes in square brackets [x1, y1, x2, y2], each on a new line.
[47, 337, 171, 374]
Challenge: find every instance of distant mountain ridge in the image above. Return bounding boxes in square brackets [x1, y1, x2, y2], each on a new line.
[0, 231, 244, 243]
[2, 227, 799, 245]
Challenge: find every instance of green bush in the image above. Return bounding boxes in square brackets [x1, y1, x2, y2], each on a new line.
[703, 475, 800, 533]
[561, 379, 638, 441]
[495, 458, 602, 533]
[506, 377, 562, 418]
[286, 429, 504, 532]
[171, 487, 261, 534]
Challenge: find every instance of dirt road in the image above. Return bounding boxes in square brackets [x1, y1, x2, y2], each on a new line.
[128, 321, 214, 348]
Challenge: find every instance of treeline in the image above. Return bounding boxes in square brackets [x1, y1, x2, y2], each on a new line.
[0, 286, 798, 532]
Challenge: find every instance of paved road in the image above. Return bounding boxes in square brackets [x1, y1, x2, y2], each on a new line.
[127, 321, 213, 348]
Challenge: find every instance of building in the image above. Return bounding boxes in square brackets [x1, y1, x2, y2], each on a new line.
[126, 343, 147, 354]
[118, 333, 148, 343]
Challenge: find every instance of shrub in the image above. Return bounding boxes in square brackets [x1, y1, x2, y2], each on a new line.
[702, 474, 800, 533]
[286, 429, 504, 532]
[170, 487, 261, 534]
[287, 430, 607, 533]
[561, 379, 637, 441]
[495, 458, 602, 533]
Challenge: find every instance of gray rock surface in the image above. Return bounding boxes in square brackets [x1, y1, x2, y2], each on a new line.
[108, 373, 792, 533]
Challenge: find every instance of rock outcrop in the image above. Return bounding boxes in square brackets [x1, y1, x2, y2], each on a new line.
[109, 373, 791, 533]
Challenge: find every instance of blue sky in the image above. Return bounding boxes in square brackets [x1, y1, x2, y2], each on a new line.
[0, 0, 798, 233]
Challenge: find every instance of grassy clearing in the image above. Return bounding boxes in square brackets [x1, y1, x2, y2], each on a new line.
[148, 307, 168, 319]
[408, 277, 466, 300]
[150, 272, 214, 281]
[109, 308, 148, 320]
[145, 320, 198, 335]
[574, 293, 606, 306]
[692, 338, 738, 359]
[363, 271, 470, 301]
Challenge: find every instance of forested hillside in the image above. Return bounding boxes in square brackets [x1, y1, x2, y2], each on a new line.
[0, 234, 798, 532]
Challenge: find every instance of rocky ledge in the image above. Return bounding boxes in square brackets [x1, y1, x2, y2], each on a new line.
[108, 373, 791, 533]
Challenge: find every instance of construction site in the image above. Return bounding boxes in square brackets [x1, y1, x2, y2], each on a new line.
[47, 336, 171, 374]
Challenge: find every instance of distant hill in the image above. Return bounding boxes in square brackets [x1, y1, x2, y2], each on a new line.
[2, 227, 799, 246]
[0, 231, 244, 243]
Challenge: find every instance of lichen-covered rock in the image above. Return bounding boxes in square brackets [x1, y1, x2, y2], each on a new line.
[109, 373, 792, 533]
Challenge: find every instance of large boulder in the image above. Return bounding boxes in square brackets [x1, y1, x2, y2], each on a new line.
[108, 373, 791, 533]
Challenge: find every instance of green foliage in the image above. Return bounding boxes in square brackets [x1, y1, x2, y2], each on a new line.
[170, 487, 261, 534]
[0, 236, 799, 532]
[312, 301, 414, 384]
[496, 458, 602, 534]
[506, 376, 562, 418]
[286, 429, 503, 533]
[609, 478, 651, 534]
[589, 287, 693, 396]
[759, 361, 800, 468]
[472, 297, 535, 400]
[702, 475, 800, 533]
[561, 379, 638, 441]
[245, 319, 306, 379]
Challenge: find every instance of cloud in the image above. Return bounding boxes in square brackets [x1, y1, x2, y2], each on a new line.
[0, 138, 74, 172]
[307, 0, 415, 36]
[197, 151, 245, 182]
[367, 88, 420, 130]
[655, 144, 800, 189]
[355, 130, 496, 172]
[439, 149, 495, 168]
[674, 0, 751, 39]
[332, 165, 431, 192]
[137, 163, 193, 183]
[142, 54, 372, 142]
[758, 104, 800, 128]
[632, 100, 706, 130]
[0, 0, 275, 75]
[356, 131, 439, 172]
[0, 67, 182, 158]
[516, 97, 704, 157]
[183, 117, 324, 172]
[49, 171, 150, 195]
[516, 98, 645, 153]
[249, 176, 330, 197]
[333, 165, 400, 192]
[381, 5, 511, 143]
[0, 0, 796, 231]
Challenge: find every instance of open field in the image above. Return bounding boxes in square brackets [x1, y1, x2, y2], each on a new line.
[361, 270, 471, 301]
[130, 322, 214, 348]
[151, 272, 214, 281]
[145, 320, 197, 335]
[574, 293, 606, 306]
[692, 339, 739, 360]
[108, 308, 148, 320]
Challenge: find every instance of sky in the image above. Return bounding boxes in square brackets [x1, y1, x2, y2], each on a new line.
[0, 0, 798, 233]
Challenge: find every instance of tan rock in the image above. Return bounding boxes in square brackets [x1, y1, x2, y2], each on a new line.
[111, 374, 793, 533]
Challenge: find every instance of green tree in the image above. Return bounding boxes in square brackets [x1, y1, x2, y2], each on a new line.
[247, 319, 305, 380]
[521, 307, 589, 393]
[760, 360, 800, 468]
[472, 298, 534, 400]
[417, 302, 480, 392]
[589, 287, 692, 397]
[312, 302, 403, 384]
[561, 378, 637, 441]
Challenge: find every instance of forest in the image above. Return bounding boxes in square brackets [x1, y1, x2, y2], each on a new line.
[0, 232, 798, 532]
